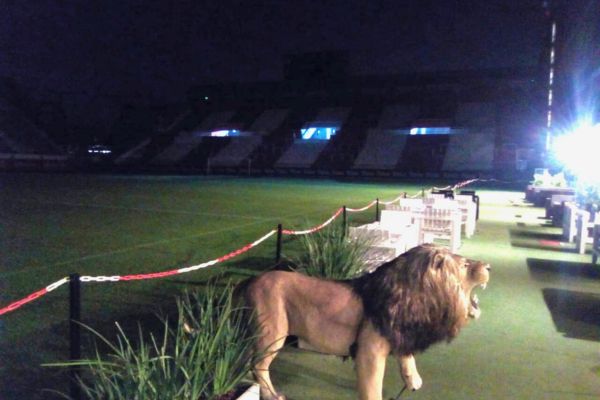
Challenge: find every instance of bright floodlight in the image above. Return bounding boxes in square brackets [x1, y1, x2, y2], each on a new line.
[210, 130, 238, 137]
[553, 123, 600, 182]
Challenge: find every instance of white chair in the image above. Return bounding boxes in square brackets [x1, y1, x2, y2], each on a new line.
[427, 193, 448, 200]
[349, 210, 422, 269]
[349, 222, 396, 270]
[386, 198, 424, 215]
[545, 194, 575, 219]
[575, 210, 600, 254]
[425, 196, 475, 238]
[424, 197, 455, 207]
[348, 222, 386, 243]
[592, 223, 600, 264]
[415, 205, 461, 253]
[378, 210, 421, 255]
[562, 202, 581, 242]
[455, 194, 477, 238]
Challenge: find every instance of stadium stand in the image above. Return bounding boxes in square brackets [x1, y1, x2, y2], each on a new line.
[0, 84, 67, 171]
[350, 104, 417, 172]
[0, 108, 62, 154]
[315, 102, 383, 171]
[249, 109, 290, 134]
[114, 138, 151, 165]
[275, 141, 328, 169]
[207, 109, 287, 168]
[248, 106, 318, 170]
[151, 131, 204, 165]
[398, 134, 451, 172]
[442, 133, 495, 171]
[182, 136, 232, 170]
[180, 109, 266, 170]
[114, 107, 205, 166]
[151, 111, 235, 165]
[209, 136, 263, 168]
[438, 102, 495, 172]
[353, 129, 408, 170]
[112, 67, 540, 177]
[275, 107, 349, 169]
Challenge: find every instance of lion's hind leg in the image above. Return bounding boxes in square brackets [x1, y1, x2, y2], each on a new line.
[252, 308, 289, 400]
[253, 333, 287, 400]
[246, 273, 290, 400]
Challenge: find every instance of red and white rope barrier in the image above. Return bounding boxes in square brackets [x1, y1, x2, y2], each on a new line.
[282, 207, 343, 235]
[346, 200, 377, 213]
[0, 178, 481, 317]
[81, 229, 278, 282]
[0, 277, 69, 316]
[0, 231, 277, 315]
[346, 193, 408, 211]
[380, 194, 405, 205]
[433, 178, 480, 192]
[453, 178, 479, 189]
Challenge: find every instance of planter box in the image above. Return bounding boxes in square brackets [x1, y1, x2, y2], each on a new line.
[237, 383, 260, 400]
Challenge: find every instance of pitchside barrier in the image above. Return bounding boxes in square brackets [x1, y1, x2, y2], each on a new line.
[0, 178, 478, 400]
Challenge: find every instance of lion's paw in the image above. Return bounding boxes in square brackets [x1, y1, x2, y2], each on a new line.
[406, 373, 423, 391]
[261, 391, 286, 400]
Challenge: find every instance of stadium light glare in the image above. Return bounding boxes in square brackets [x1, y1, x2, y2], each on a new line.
[210, 130, 239, 137]
[553, 122, 600, 183]
[87, 145, 112, 155]
[409, 127, 452, 135]
[300, 127, 337, 140]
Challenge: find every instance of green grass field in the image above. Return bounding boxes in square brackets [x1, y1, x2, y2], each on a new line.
[1, 173, 599, 399]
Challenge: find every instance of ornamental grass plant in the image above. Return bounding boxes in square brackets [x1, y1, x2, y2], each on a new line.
[293, 224, 371, 280]
[45, 282, 259, 400]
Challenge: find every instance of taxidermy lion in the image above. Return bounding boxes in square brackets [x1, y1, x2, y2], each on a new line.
[243, 243, 490, 400]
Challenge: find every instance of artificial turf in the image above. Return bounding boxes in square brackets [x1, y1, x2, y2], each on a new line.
[1, 173, 599, 399]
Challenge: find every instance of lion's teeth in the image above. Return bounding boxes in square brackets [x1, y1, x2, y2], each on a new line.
[481, 283, 487, 290]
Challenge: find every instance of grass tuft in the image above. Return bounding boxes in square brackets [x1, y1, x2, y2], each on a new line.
[292, 224, 370, 280]
[44, 282, 259, 400]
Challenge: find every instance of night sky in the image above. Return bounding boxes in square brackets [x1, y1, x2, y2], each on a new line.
[0, 0, 596, 124]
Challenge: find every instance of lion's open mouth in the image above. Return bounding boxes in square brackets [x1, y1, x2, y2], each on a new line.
[468, 283, 487, 318]
[470, 294, 480, 311]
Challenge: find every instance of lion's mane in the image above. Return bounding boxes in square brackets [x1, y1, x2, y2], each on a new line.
[352, 244, 469, 356]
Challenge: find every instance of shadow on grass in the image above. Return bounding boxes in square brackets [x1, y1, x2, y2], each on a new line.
[510, 238, 574, 253]
[272, 353, 356, 396]
[508, 227, 574, 252]
[509, 229, 563, 241]
[541, 288, 600, 342]
[527, 258, 600, 280]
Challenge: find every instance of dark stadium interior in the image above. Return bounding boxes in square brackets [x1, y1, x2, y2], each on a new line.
[0, 0, 596, 178]
[1, 2, 600, 399]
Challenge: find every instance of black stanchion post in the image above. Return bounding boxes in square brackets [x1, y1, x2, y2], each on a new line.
[69, 273, 81, 400]
[342, 206, 347, 236]
[276, 224, 282, 263]
[375, 198, 380, 222]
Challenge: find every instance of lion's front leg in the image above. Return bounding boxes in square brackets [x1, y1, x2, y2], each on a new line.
[397, 354, 422, 391]
[355, 320, 391, 400]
